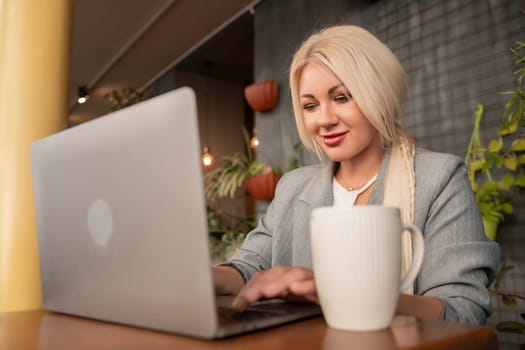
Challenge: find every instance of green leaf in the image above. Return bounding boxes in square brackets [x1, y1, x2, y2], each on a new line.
[469, 159, 484, 172]
[501, 203, 514, 214]
[511, 138, 525, 151]
[504, 156, 518, 170]
[469, 178, 478, 191]
[488, 139, 503, 152]
[502, 295, 518, 309]
[519, 154, 525, 164]
[481, 160, 494, 171]
[477, 182, 499, 197]
[495, 155, 505, 168]
[247, 161, 265, 176]
[496, 321, 525, 335]
[498, 120, 519, 136]
[515, 175, 525, 187]
[479, 202, 494, 215]
[501, 173, 515, 189]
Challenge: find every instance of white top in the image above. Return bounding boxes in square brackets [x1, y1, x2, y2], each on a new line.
[332, 174, 378, 207]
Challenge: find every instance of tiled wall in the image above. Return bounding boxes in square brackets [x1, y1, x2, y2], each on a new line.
[254, 0, 524, 347]
[376, 3, 524, 347]
[382, 0, 523, 154]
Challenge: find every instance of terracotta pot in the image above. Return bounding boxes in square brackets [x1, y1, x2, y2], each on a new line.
[244, 80, 279, 112]
[246, 172, 281, 200]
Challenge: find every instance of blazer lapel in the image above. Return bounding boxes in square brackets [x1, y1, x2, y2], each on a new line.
[292, 162, 334, 267]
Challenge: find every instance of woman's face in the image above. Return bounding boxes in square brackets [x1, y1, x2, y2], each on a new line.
[299, 62, 382, 163]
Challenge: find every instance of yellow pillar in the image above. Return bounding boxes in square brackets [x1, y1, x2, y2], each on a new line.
[0, 0, 73, 311]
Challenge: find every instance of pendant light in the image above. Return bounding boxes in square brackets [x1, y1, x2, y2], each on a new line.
[202, 145, 215, 167]
[250, 129, 259, 149]
[77, 86, 90, 104]
[201, 62, 215, 168]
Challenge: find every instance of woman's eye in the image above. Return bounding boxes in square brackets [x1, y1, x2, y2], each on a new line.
[335, 94, 349, 103]
[303, 103, 317, 111]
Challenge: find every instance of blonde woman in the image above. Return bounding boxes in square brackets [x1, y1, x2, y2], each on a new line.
[213, 25, 500, 324]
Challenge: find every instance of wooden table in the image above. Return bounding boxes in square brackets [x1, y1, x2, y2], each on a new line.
[0, 310, 498, 350]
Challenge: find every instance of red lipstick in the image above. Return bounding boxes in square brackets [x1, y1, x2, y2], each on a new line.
[322, 131, 347, 146]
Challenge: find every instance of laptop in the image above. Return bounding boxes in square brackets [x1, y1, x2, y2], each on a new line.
[30, 87, 322, 339]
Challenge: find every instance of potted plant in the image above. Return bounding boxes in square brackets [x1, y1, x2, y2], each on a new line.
[204, 128, 282, 201]
[245, 166, 281, 200]
[207, 204, 255, 263]
[467, 34, 525, 346]
[465, 105, 516, 239]
[465, 40, 525, 240]
[104, 87, 144, 111]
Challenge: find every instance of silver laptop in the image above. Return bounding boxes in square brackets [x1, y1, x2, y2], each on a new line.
[31, 87, 321, 339]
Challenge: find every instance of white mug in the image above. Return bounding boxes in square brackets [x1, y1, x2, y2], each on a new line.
[310, 205, 424, 331]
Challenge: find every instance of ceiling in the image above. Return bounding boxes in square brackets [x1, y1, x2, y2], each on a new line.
[68, 0, 258, 125]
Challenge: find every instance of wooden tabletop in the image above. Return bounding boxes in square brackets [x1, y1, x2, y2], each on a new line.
[0, 310, 498, 350]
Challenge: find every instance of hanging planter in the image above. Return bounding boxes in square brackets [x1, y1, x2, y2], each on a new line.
[244, 80, 279, 112]
[246, 171, 281, 200]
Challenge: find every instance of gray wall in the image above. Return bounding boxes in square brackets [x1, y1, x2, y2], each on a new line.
[252, 0, 524, 348]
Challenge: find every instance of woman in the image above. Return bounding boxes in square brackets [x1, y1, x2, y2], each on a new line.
[213, 25, 500, 324]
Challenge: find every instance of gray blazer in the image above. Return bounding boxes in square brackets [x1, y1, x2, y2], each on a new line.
[229, 148, 500, 324]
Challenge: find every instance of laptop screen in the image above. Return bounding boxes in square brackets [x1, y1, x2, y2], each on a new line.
[31, 87, 219, 337]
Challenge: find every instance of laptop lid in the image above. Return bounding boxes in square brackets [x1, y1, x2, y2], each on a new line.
[31, 87, 219, 338]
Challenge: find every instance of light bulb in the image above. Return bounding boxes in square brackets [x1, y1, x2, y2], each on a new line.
[201, 146, 215, 167]
[77, 86, 90, 104]
[250, 135, 259, 149]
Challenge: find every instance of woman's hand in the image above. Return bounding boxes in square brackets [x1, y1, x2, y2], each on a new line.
[212, 265, 245, 296]
[232, 266, 319, 312]
[396, 294, 443, 320]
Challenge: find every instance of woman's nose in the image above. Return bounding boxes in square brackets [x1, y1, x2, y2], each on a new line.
[317, 103, 339, 126]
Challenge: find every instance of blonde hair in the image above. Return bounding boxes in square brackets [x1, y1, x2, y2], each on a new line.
[290, 25, 416, 280]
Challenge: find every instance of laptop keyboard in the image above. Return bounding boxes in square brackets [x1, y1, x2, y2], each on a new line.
[215, 300, 322, 337]
[218, 306, 288, 322]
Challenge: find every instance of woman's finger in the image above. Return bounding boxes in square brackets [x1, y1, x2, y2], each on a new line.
[289, 279, 319, 303]
[232, 267, 316, 311]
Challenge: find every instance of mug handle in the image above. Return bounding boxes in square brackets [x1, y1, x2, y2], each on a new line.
[399, 223, 425, 292]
